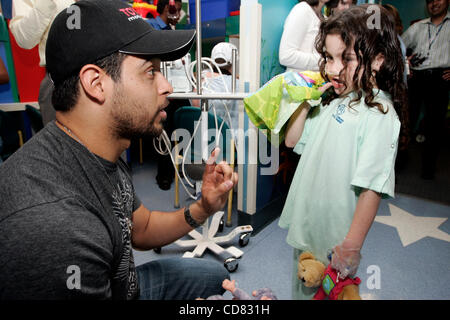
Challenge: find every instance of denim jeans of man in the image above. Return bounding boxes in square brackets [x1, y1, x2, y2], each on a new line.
[136, 257, 229, 300]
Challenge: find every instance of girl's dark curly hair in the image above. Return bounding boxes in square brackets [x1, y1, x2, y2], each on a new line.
[315, 5, 409, 139]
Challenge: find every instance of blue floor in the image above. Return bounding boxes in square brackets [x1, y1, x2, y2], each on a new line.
[131, 160, 450, 300]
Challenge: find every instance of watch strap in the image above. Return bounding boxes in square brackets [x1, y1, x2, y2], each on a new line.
[184, 206, 203, 228]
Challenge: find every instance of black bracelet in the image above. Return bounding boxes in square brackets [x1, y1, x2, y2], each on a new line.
[184, 206, 203, 228]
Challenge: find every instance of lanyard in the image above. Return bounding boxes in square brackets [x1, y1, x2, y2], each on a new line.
[428, 19, 446, 51]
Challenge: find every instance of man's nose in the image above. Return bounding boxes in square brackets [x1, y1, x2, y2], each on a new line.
[158, 72, 173, 95]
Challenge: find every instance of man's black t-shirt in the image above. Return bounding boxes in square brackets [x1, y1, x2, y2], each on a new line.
[0, 122, 141, 299]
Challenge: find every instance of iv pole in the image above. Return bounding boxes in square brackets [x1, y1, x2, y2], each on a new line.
[169, 0, 253, 273]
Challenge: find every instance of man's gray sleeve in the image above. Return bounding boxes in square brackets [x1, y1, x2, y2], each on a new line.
[0, 198, 114, 299]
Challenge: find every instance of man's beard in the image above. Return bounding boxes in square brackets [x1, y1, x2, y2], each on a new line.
[109, 86, 164, 140]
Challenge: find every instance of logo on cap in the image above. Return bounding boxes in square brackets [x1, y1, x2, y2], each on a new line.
[119, 7, 142, 21]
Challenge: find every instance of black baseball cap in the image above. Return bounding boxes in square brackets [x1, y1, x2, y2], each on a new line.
[46, 0, 195, 85]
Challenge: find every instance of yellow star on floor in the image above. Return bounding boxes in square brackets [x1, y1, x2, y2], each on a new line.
[374, 204, 450, 247]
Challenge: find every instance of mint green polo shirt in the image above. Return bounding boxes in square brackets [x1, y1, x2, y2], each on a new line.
[279, 89, 400, 263]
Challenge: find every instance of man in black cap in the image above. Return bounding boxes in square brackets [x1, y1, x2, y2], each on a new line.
[0, 0, 234, 300]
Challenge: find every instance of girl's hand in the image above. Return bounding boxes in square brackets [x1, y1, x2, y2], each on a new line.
[318, 82, 333, 94]
[331, 238, 361, 279]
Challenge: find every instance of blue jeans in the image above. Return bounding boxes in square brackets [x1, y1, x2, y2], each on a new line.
[136, 258, 229, 300]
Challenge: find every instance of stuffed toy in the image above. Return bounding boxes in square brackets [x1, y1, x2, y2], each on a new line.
[200, 279, 277, 300]
[298, 252, 362, 300]
[243, 71, 325, 145]
[297, 251, 326, 288]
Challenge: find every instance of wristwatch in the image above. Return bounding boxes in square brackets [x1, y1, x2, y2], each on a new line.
[184, 206, 203, 228]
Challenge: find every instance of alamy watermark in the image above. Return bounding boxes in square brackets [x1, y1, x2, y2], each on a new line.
[366, 5, 381, 30]
[66, 265, 81, 290]
[65, 264, 382, 293]
[66, 6, 81, 30]
[171, 125, 280, 176]
[366, 265, 381, 290]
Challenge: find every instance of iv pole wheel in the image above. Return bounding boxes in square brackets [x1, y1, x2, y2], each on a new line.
[239, 233, 251, 247]
[218, 218, 224, 233]
[224, 257, 239, 273]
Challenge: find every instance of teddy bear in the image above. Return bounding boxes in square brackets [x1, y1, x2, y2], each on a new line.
[297, 251, 361, 300]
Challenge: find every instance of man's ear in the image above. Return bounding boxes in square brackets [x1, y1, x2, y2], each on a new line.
[371, 53, 385, 72]
[78, 64, 107, 104]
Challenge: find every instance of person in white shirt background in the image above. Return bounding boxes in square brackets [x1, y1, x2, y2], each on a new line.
[279, 0, 357, 74]
[9, 0, 75, 125]
[279, 0, 330, 73]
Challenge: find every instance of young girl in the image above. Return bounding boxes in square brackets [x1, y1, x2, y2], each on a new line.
[278, 5, 408, 300]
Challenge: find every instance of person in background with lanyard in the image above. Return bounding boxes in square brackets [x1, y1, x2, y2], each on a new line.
[402, 0, 450, 180]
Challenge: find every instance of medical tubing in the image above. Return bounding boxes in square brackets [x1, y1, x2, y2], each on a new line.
[181, 114, 202, 189]
[162, 129, 198, 200]
[151, 54, 237, 201]
[152, 129, 197, 199]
